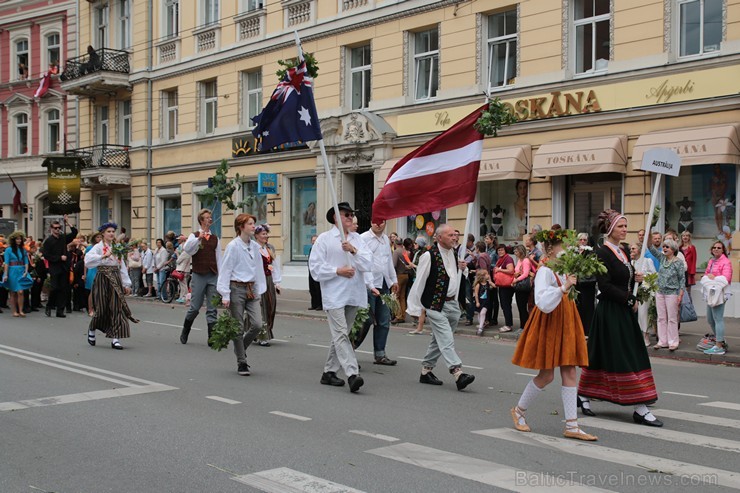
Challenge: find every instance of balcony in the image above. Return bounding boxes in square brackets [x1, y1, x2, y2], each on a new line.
[59, 48, 131, 97]
[65, 144, 131, 187]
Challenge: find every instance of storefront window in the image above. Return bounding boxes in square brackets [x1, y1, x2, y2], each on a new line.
[406, 211, 446, 244]
[243, 181, 268, 224]
[479, 180, 528, 242]
[196, 194, 221, 237]
[162, 197, 182, 236]
[291, 177, 317, 261]
[666, 164, 736, 268]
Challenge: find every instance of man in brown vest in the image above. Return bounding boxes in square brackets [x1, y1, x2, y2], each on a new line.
[180, 209, 222, 345]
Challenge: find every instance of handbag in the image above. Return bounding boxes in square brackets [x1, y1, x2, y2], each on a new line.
[171, 270, 185, 281]
[680, 293, 697, 323]
[514, 276, 532, 292]
[493, 270, 514, 288]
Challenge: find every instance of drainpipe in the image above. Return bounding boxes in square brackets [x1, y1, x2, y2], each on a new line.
[75, 0, 80, 149]
[146, 0, 153, 245]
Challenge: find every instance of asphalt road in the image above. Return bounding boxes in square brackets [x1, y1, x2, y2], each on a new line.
[1, 300, 739, 493]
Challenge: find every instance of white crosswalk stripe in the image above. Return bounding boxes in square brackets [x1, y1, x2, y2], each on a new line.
[657, 409, 740, 429]
[472, 428, 739, 490]
[233, 467, 364, 492]
[579, 417, 740, 453]
[366, 442, 617, 492]
[699, 401, 740, 412]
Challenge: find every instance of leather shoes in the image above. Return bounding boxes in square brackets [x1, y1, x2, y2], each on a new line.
[320, 372, 345, 387]
[56, 313, 66, 318]
[455, 373, 475, 391]
[419, 372, 443, 386]
[45, 306, 51, 317]
[577, 396, 596, 416]
[348, 374, 364, 393]
[374, 356, 397, 366]
[633, 411, 663, 427]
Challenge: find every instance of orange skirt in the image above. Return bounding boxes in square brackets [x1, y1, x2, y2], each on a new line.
[511, 294, 588, 370]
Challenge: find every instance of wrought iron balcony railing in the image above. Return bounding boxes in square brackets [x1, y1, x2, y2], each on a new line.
[65, 144, 130, 169]
[60, 48, 130, 82]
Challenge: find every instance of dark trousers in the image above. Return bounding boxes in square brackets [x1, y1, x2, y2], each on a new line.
[486, 286, 500, 323]
[0, 287, 8, 307]
[31, 281, 43, 308]
[514, 289, 530, 329]
[47, 273, 69, 315]
[498, 286, 515, 327]
[308, 273, 322, 309]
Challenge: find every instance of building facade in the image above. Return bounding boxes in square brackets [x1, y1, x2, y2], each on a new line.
[0, 0, 78, 238]
[60, 0, 739, 308]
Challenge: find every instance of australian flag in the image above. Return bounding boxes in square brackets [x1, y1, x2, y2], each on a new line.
[251, 60, 323, 151]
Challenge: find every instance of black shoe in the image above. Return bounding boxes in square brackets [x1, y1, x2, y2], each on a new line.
[320, 371, 345, 386]
[56, 313, 66, 318]
[87, 331, 96, 346]
[374, 356, 397, 366]
[237, 363, 251, 376]
[455, 373, 475, 391]
[257, 340, 271, 347]
[577, 396, 596, 416]
[633, 411, 663, 427]
[111, 341, 123, 350]
[348, 374, 364, 393]
[464, 320, 473, 326]
[30, 307, 39, 312]
[419, 372, 443, 386]
[45, 306, 51, 317]
[180, 318, 194, 344]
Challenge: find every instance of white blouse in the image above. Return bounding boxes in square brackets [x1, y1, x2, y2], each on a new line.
[534, 266, 567, 314]
[84, 241, 132, 288]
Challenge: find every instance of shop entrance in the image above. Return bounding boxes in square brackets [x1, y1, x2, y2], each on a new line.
[353, 173, 374, 233]
[568, 173, 622, 244]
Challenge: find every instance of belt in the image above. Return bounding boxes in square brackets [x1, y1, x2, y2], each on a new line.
[230, 280, 254, 287]
[445, 296, 456, 301]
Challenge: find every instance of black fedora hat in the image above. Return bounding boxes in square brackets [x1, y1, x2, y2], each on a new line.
[326, 202, 355, 224]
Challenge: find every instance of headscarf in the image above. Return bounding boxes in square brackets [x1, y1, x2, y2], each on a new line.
[598, 209, 626, 237]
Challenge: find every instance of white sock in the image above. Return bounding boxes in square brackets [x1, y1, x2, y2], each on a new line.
[112, 338, 120, 345]
[517, 379, 544, 411]
[478, 308, 487, 329]
[452, 368, 462, 381]
[562, 386, 578, 422]
[634, 404, 657, 421]
[421, 366, 432, 375]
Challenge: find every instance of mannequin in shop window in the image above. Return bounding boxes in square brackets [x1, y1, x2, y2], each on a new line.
[491, 205, 505, 237]
[675, 196, 695, 234]
[480, 205, 488, 237]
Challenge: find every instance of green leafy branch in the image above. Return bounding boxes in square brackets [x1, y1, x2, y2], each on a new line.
[197, 159, 256, 212]
[474, 97, 518, 137]
[208, 311, 242, 351]
[276, 52, 319, 81]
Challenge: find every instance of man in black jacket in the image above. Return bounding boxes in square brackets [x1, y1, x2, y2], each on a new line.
[42, 215, 77, 317]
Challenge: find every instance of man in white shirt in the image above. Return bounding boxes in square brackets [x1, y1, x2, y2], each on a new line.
[141, 242, 155, 297]
[407, 224, 476, 391]
[309, 202, 373, 393]
[356, 219, 398, 365]
[217, 213, 266, 376]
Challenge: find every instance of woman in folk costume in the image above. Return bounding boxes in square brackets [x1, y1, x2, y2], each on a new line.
[84, 223, 139, 350]
[577, 210, 663, 427]
[254, 223, 281, 347]
[510, 229, 596, 441]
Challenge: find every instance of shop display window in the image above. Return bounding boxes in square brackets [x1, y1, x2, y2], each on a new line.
[291, 177, 317, 261]
[406, 211, 447, 244]
[479, 180, 527, 242]
[665, 164, 736, 268]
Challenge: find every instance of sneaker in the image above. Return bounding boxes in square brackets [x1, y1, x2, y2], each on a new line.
[237, 363, 251, 376]
[704, 346, 726, 355]
[696, 335, 716, 351]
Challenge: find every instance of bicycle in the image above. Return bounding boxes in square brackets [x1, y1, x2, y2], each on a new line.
[160, 269, 180, 303]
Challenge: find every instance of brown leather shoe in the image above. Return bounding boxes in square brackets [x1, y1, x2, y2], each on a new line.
[374, 356, 397, 366]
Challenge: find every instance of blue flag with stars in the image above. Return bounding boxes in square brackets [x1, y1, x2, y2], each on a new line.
[251, 60, 323, 151]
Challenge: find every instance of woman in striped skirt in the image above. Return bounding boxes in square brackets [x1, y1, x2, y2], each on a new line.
[255, 224, 281, 347]
[84, 222, 139, 349]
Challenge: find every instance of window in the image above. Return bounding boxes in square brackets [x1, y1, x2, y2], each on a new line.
[120, 100, 132, 146]
[195, 190, 222, 237]
[201, 80, 218, 135]
[163, 90, 178, 141]
[413, 28, 439, 101]
[573, 0, 610, 74]
[119, 0, 132, 49]
[678, 0, 722, 57]
[96, 4, 109, 48]
[203, 0, 219, 26]
[242, 71, 262, 128]
[290, 177, 317, 261]
[487, 10, 517, 89]
[162, 197, 182, 236]
[406, 211, 447, 245]
[46, 33, 61, 69]
[16, 39, 29, 80]
[98, 195, 110, 225]
[350, 44, 371, 110]
[243, 181, 268, 223]
[165, 0, 179, 38]
[243, 0, 264, 11]
[46, 109, 61, 153]
[16, 113, 29, 155]
[97, 106, 109, 145]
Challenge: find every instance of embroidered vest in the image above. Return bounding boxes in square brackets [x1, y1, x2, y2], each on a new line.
[191, 234, 219, 275]
[420, 245, 456, 312]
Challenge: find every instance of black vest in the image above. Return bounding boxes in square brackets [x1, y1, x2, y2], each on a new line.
[420, 245, 458, 312]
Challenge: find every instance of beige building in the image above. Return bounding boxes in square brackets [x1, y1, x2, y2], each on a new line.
[59, 0, 739, 307]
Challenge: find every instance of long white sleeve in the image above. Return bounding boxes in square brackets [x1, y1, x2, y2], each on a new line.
[406, 250, 431, 317]
[119, 257, 131, 288]
[534, 267, 565, 314]
[216, 241, 237, 300]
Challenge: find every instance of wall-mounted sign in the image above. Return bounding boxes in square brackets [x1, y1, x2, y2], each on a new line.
[232, 135, 309, 158]
[257, 173, 278, 194]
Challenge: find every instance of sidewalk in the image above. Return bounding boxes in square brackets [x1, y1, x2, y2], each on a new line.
[274, 289, 740, 366]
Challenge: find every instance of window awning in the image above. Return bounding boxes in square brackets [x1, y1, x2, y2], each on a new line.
[532, 135, 628, 177]
[479, 145, 532, 181]
[631, 123, 740, 169]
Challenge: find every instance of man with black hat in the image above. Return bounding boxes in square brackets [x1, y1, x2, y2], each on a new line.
[42, 214, 78, 318]
[309, 202, 372, 393]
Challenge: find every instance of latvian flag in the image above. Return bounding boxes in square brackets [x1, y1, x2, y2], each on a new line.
[372, 104, 487, 223]
[34, 72, 52, 99]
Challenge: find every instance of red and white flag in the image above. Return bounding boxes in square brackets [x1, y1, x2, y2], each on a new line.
[372, 104, 486, 223]
[34, 72, 51, 98]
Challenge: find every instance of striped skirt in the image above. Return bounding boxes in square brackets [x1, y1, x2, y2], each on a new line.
[259, 275, 277, 340]
[89, 265, 139, 339]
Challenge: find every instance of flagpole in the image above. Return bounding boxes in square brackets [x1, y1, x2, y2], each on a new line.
[459, 202, 475, 262]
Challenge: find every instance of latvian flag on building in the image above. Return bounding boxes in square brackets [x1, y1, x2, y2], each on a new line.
[34, 72, 52, 98]
[372, 104, 487, 223]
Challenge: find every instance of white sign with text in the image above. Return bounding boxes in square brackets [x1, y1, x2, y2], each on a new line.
[641, 147, 682, 177]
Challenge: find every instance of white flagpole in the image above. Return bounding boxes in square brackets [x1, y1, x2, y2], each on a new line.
[293, 31, 351, 262]
[459, 202, 475, 262]
[633, 174, 662, 296]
